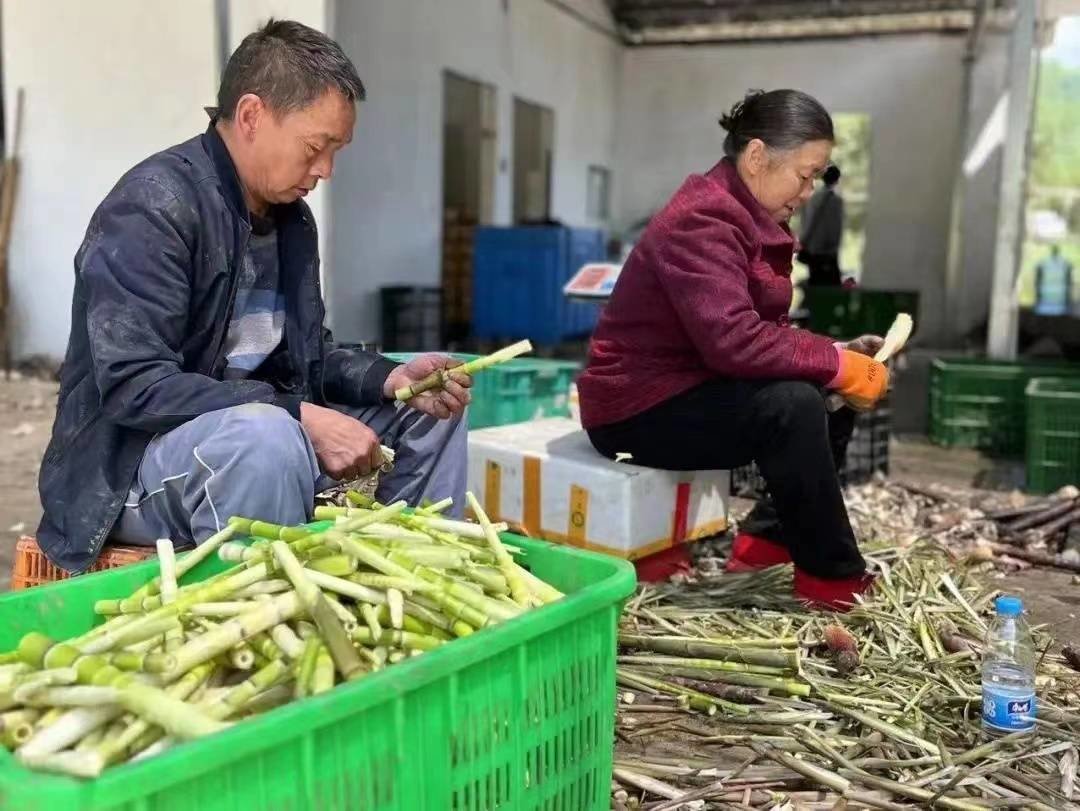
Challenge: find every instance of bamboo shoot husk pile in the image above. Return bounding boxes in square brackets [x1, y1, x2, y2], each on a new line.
[843, 480, 1080, 572]
[0, 492, 561, 778]
[614, 542, 1080, 810]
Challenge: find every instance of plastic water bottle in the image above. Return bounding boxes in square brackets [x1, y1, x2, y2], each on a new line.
[982, 595, 1036, 736]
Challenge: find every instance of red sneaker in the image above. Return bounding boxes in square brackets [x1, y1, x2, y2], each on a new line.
[725, 533, 793, 573]
[794, 568, 875, 612]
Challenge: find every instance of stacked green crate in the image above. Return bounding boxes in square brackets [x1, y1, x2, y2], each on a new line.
[929, 359, 1080, 456]
[1026, 378, 1080, 493]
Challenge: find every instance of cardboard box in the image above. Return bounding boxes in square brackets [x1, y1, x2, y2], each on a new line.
[467, 418, 729, 560]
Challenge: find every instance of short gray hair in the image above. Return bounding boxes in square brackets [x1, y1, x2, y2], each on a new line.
[216, 19, 365, 120]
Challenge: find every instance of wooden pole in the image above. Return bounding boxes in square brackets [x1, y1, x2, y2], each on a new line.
[0, 87, 25, 378]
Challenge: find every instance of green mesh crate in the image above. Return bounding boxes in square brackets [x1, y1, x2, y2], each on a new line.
[1026, 377, 1080, 494]
[0, 529, 635, 811]
[384, 353, 580, 429]
[928, 358, 1080, 456]
[804, 288, 920, 341]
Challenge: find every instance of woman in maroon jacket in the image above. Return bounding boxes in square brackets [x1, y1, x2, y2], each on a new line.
[578, 89, 889, 611]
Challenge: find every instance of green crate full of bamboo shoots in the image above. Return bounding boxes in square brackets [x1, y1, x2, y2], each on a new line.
[384, 352, 580, 429]
[0, 505, 635, 810]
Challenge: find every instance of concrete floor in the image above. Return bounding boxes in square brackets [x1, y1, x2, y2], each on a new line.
[0, 378, 1073, 647]
[0, 377, 56, 589]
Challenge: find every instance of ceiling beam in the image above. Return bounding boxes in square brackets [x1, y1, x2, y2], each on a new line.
[1043, 0, 1080, 14]
[614, 0, 988, 26]
[620, 9, 1015, 44]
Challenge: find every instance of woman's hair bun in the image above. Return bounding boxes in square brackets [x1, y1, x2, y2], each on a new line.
[719, 89, 765, 133]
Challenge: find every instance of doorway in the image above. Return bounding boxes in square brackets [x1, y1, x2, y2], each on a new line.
[441, 72, 496, 344]
[513, 97, 554, 224]
[790, 111, 872, 311]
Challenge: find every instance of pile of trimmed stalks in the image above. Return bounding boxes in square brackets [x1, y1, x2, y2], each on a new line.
[613, 542, 1080, 810]
[0, 492, 561, 778]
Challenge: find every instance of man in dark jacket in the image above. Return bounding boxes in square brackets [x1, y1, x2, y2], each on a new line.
[38, 20, 471, 572]
[798, 164, 844, 286]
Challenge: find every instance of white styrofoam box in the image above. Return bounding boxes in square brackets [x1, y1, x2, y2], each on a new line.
[467, 418, 729, 560]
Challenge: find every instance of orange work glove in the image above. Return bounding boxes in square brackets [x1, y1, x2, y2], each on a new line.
[830, 350, 889, 410]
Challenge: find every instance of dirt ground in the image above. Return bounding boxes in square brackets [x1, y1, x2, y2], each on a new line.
[0, 378, 1074, 645]
[0, 377, 57, 589]
[889, 435, 1080, 648]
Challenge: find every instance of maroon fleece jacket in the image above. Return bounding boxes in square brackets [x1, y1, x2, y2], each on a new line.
[578, 158, 840, 429]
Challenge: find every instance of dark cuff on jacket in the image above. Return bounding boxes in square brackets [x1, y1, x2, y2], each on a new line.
[360, 357, 401, 403]
[272, 393, 305, 420]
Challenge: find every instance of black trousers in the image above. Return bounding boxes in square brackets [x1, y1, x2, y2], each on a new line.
[587, 378, 865, 579]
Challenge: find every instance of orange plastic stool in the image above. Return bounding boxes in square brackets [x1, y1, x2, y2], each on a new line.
[10, 536, 154, 590]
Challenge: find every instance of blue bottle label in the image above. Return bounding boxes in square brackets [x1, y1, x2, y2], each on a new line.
[982, 688, 1035, 731]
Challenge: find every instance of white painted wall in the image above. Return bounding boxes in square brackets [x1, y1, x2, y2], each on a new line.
[613, 35, 972, 343]
[228, 0, 328, 43]
[2, 0, 218, 359]
[0, 0, 1006, 357]
[326, 0, 620, 343]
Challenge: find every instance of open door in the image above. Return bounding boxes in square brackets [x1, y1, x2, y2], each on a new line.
[442, 72, 496, 344]
[513, 98, 554, 224]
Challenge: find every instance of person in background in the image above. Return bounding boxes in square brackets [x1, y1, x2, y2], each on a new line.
[578, 89, 889, 611]
[798, 164, 844, 286]
[38, 21, 471, 573]
[1034, 245, 1074, 316]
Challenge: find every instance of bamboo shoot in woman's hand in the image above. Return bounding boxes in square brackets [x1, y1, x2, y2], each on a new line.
[827, 313, 913, 412]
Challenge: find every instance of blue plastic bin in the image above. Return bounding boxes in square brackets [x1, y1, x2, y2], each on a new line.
[472, 226, 604, 344]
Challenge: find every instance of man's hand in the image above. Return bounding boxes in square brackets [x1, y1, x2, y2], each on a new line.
[300, 402, 382, 480]
[384, 354, 472, 420]
[844, 335, 885, 358]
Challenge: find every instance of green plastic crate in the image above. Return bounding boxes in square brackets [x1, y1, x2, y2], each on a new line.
[384, 353, 580, 429]
[0, 530, 635, 811]
[804, 288, 920, 341]
[929, 358, 1080, 456]
[1026, 377, 1080, 494]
